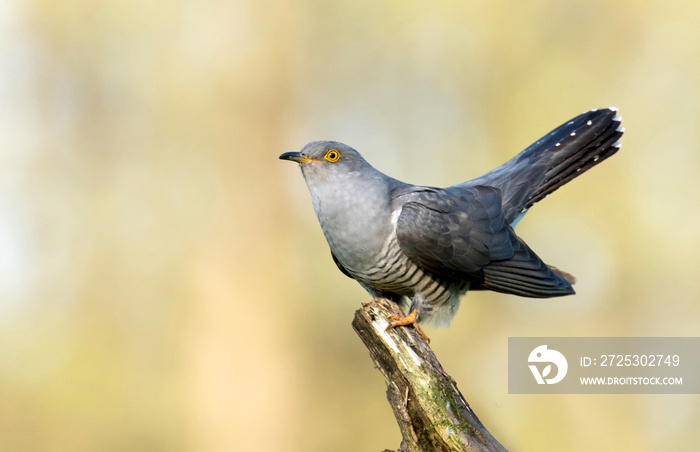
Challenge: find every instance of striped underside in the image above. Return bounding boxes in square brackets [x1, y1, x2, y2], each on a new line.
[353, 227, 467, 326]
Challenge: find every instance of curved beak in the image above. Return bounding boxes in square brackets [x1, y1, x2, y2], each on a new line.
[279, 152, 311, 164]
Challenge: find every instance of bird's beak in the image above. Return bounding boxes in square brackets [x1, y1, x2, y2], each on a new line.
[279, 152, 312, 164]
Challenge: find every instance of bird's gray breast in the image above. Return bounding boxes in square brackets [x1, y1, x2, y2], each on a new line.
[305, 171, 394, 274]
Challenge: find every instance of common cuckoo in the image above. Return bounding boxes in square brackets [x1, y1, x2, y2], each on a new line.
[280, 108, 623, 338]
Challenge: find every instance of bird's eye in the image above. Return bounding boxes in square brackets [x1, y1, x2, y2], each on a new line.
[324, 150, 340, 162]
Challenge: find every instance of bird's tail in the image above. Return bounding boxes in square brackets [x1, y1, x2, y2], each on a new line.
[465, 108, 624, 225]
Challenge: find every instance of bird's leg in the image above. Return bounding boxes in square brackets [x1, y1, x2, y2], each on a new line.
[386, 309, 430, 343]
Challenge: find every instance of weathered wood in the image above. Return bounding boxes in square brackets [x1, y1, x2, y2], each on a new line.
[352, 298, 508, 452]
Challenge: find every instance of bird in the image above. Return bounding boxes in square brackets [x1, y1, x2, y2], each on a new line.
[280, 108, 623, 341]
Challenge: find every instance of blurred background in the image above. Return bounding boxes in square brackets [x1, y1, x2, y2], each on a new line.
[1, 0, 699, 450]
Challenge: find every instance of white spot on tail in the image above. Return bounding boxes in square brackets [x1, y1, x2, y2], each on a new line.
[613, 115, 622, 122]
[616, 126, 625, 133]
[609, 106, 619, 112]
[612, 141, 622, 148]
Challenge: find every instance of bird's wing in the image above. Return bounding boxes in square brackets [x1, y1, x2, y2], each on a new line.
[394, 186, 574, 297]
[394, 186, 513, 277]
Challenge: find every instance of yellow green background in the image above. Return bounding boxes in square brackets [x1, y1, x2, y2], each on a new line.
[1, 1, 699, 450]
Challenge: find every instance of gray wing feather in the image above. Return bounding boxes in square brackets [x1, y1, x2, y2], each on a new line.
[395, 185, 574, 297]
[395, 186, 514, 278]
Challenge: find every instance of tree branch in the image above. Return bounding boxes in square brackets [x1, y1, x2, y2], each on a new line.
[352, 298, 508, 452]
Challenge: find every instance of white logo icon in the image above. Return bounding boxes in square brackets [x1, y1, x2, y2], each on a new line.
[528, 345, 568, 385]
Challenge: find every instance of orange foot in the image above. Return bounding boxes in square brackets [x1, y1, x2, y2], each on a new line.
[386, 309, 430, 343]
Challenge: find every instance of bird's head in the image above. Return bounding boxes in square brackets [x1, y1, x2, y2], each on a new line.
[279, 141, 374, 184]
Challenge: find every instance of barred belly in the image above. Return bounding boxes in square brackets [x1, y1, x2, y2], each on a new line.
[353, 234, 468, 326]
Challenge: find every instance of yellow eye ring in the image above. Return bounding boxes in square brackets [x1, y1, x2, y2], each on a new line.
[324, 150, 340, 162]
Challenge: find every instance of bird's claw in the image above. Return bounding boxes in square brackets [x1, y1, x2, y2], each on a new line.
[385, 309, 430, 343]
